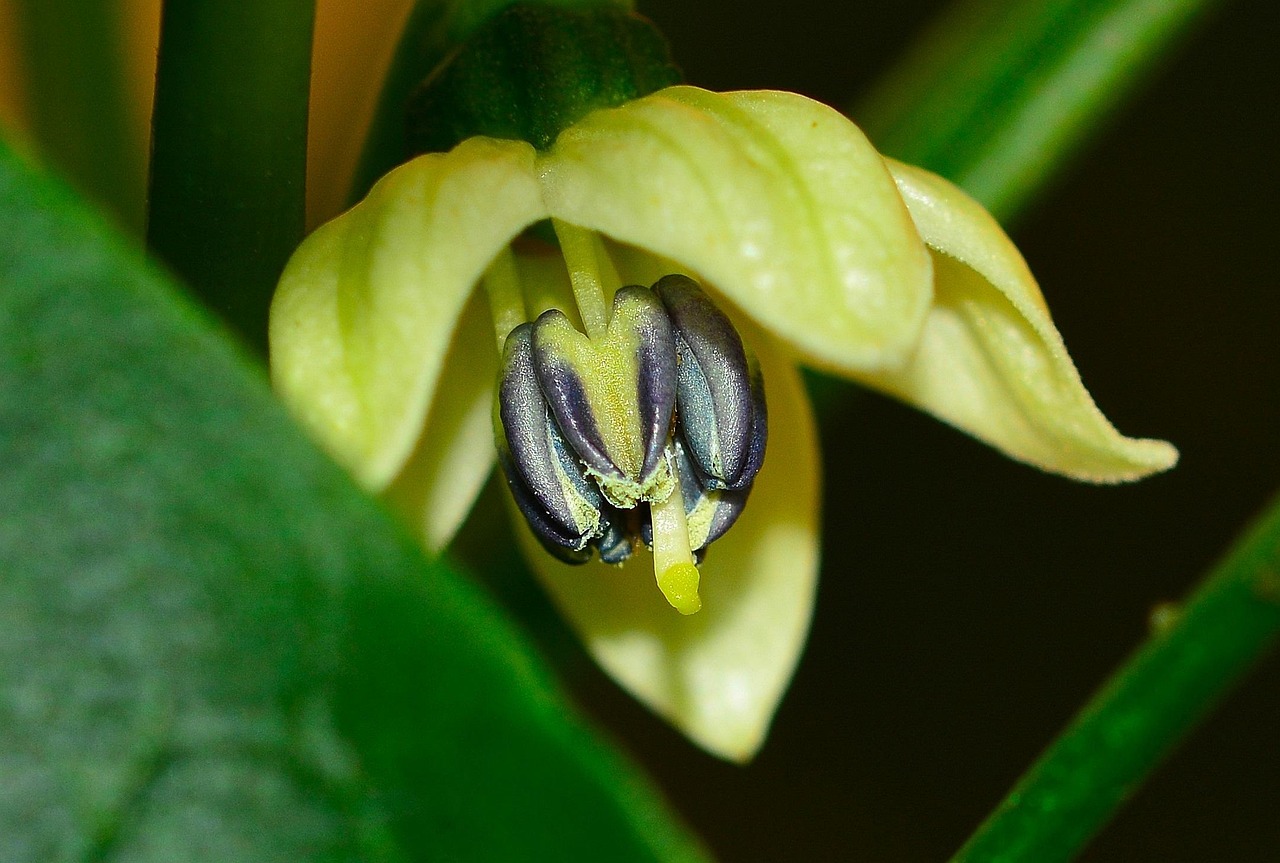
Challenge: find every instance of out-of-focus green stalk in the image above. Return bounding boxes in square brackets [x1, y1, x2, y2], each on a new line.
[16, 0, 142, 234]
[147, 1, 315, 353]
[949, 495, 1280, 863]
[857, 0, 1223, 223]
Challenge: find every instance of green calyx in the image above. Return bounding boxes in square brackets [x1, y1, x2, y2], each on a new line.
[406, 3, 683, 153]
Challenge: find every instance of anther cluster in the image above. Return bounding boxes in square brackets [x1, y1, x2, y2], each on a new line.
[495, 274, 766, 566]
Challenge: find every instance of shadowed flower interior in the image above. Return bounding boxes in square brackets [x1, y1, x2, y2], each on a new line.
[269, 84, 1177, 760]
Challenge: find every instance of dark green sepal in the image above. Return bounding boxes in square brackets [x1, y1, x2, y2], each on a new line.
[406, 3, 683, 153]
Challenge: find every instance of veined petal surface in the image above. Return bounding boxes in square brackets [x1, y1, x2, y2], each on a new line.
[270, 137, 545, 488]
[862, 160, 1177, 482]
[385, 293, 498, 551]
[538, 86, 933, 373]
[520, 333, 819, 761]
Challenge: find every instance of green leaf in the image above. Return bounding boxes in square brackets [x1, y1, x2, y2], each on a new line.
[147, 1, 316, 354]
[14, 0, 143, 233]
[350, 0, 633, 206]
[0, 142, 708, 862]
[856, 0, 1221, 221]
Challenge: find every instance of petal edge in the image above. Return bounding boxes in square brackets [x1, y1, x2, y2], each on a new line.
[539, 86, 933, 374]
[270, 138, 546, 488]
[860, 160, 1177, 482]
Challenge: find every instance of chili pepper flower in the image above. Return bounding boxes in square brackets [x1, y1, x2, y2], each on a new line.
[269, 84, 1176, 761]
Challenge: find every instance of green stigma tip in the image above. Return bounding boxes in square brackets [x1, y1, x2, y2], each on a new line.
[658, 562, 702, 615]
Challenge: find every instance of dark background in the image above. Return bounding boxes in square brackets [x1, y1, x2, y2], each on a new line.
[464, 1, 1280, 860]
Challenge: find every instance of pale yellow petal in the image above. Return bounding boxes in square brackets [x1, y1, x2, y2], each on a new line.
[269, 137, 546, 489]
[859, 159, 1177, 482]
[538, 86, 933, 373]
[519, 334, 820, 761]
[385, 293, 498, 551]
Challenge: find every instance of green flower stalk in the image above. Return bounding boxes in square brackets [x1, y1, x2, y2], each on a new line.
[269, 4, 1176, 761]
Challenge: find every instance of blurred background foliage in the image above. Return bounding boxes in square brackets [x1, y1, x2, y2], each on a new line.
[1, 0, 1277, 861]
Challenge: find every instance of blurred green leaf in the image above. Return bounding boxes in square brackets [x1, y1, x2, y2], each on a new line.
[857, 0, 1220, 222]
[0, 141, 708, 863]
[15, 0, 142, 233]
[147, 0, 315, 355]
[350, 0, 632, 205]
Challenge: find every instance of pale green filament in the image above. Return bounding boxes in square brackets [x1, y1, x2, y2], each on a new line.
[552, 219, 617, 341]
[651, 458, 701, 615]
[481, 245, 527, 349]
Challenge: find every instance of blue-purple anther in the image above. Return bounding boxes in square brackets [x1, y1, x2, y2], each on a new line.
[494, 275, 767, 565]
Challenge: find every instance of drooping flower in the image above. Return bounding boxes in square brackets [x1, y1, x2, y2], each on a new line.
[270, 12, 1176, 762]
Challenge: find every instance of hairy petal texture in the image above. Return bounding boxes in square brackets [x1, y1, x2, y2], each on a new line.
[538, 86, 934, 374]
[521, 333, 819, 761]
[270, 137, 545, 488]
[859, 160, 1178, 482]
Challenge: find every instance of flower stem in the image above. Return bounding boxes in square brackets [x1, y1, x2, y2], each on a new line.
[552, 219, 616, 340]
[481, 246, 527, 349]
[949, 492, 1280, 863]
[856, 0, 1221, 224]
[147, 0, 315, 354]
[650, 457, 701, 615]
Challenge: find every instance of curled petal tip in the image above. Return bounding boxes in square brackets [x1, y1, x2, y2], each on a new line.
[867, 159, 1181, 484]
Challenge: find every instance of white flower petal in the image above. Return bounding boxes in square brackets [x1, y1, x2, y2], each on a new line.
[385, 293, 498, 551]
[270, 137, 546, 488]
[519, 333, 820, 761]
[538, 86, 933, 373]
[859, 160, 1177, 481]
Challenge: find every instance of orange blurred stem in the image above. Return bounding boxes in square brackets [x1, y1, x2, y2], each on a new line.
[15, 0, 142, 233]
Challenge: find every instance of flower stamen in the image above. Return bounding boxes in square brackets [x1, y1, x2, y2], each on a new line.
[552, 218, 617, 340]
[487, 259, 762, 613]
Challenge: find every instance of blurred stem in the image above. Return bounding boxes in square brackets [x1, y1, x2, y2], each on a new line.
[949, 494, 1280, 863]
[147, 0, 315, 354]
[857, 0, 1223, 223]
[16, 0, 142, 233]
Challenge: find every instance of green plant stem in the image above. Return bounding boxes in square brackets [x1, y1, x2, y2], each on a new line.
[857, 0, 1222, 223]
[949, 495, 1280, 863]
[146, 0, 315, 353]
[15, 0, 141, 234]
